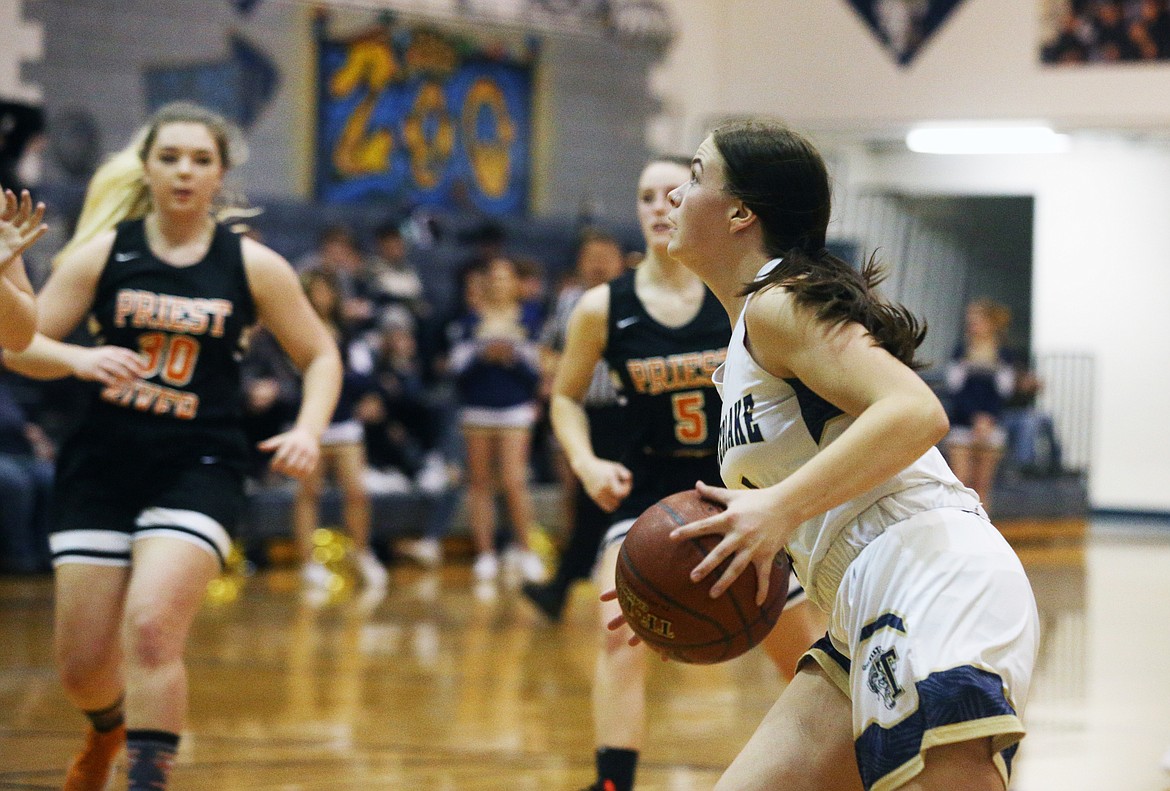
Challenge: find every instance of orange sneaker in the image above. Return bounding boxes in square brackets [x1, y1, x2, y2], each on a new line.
[62, 723, 125, 791]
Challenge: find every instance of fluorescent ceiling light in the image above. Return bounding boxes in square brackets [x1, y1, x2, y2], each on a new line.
[906, 125, 1070, 155]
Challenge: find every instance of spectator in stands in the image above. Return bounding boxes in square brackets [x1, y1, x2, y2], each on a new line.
[944, 299, 1017, 515]
[360, 219, 428, 325]
[296, 224, 376, 330]
[293, 269, 388, 589]
[1042, 7, 1092, 63]
[0, 186, 43, 352]
[353, 306, 450, 493]
[1129, 0, 1170, 58]
[1000, 355, 1062, 476]
[449, 256, 546, 584]
[524, 228, 628, 620]
[0, 372, 54, 574]
[1091, 0, 1141, 60]
[352, 309, 460, 568]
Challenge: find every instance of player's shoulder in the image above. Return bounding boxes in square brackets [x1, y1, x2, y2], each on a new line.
[58, 229, 118, 270]
[573, 281, 611, 319]
[240, 235, 291, 269]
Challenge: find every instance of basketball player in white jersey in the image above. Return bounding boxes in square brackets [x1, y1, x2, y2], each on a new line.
[611, 118, 1039, 791]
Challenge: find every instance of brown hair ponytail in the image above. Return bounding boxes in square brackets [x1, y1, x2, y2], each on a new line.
[714, 118, 927, 368]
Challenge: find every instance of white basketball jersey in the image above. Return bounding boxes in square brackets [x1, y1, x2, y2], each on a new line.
[714, 261, 980, 611]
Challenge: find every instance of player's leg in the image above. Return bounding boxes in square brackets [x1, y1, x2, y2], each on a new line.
[121, 535, 220, 789]
[901, 738, 1005, 791]
[715, 662, 863, 791]
[759, 592, 827, 682]
[55, 561, 132, 791]
[587, 530, 645, 791]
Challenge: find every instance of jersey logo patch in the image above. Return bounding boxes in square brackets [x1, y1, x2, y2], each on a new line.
[863, 645, 905, 710]
[114, 251, 141, 262]
[615, 316, 639, 329]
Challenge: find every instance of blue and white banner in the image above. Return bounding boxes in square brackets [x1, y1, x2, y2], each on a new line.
[316, 26, 532, 215]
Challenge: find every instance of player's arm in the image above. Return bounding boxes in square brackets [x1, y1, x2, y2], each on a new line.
[549, 284, 631, 512]
[244, 238, 342, 479]
[675, 287, 948, 603]
[0, 189, 46, 351]
[2, 230, 145, 384]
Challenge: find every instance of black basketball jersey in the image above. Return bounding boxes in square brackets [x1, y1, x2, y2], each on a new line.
[603, 270, 728, 457]
[75, 218, 257, 462]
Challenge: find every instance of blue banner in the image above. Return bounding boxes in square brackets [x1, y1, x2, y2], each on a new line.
[316, 27, 532, 215]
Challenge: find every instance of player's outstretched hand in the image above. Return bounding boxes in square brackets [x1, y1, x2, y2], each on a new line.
[0, 189, 47, 272]
[668, 480, 791, 606]
[258, 426, 321, 480]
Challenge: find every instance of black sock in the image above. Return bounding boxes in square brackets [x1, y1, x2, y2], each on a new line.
[126, 729, 179, 791]
[596, 746, 638, 791]
[84, 696, 125, 733]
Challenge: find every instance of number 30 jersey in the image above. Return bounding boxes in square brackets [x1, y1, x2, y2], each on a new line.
[602, 269, 728, 458]
[80, 218, 257, 461]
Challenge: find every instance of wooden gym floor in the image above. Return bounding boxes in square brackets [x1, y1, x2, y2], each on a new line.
[1, 517, 1168, 790]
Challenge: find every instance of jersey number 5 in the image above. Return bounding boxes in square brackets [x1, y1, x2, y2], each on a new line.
[139, 332, 200, 388]
[671, 391, 708, 445]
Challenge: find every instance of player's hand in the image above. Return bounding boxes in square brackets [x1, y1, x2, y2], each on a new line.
[578, 457, 633, 513]
[0, 189, 47, 272]
[74, 346, 147, 386]
[600, 589, 671, 659]
[669, 480, 791, 606]
[258, 426, 321, 480]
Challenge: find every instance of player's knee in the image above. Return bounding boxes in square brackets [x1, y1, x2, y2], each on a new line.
[123, 609, 180, 669]
[56, 636, 118, 694]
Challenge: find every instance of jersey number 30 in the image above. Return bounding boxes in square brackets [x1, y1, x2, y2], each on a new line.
[139, 332, 200, 387]
[671, 391, 708, 445]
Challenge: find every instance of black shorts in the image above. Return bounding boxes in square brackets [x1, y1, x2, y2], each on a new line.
[48, 442, 245, 569]
[611, 453, 722, 524]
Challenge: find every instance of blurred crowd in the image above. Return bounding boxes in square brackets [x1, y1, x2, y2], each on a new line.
[1042, 0, 1170, 63]
[0, 208, 623, 579]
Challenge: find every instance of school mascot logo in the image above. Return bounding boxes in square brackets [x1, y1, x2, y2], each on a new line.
[863, 645, 905, 710]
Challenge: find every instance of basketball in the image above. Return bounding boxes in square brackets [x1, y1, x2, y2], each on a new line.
[614, 489, 790, 664]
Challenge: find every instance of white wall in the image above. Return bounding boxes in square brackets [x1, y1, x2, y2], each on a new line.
[653, 0, 1170, 511]
[0, 0, 42, 102]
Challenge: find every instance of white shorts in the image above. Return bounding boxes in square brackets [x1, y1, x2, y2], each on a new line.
[946, 424, 1007, 450]
[803, 507, 1038, 791]
[460, 403, 537, 430]
[320, 418, 364, 447]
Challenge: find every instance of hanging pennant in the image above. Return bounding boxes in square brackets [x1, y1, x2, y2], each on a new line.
[846, 0, 967, 66]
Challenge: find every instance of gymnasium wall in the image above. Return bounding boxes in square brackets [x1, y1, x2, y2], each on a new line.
[652, 0, 1170, 512]
[20, 0, 659, 221]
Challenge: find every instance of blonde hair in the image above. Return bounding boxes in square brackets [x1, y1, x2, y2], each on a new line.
[54, 102, 250, 267]
[969, 298, 1012, 340]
